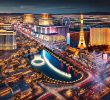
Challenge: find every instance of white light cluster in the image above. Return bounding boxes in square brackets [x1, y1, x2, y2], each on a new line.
[31, 55, 45, 66]
[42, 50, 71, 78]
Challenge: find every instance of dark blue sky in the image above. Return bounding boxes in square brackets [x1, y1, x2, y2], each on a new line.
[0, 0, 110, 13]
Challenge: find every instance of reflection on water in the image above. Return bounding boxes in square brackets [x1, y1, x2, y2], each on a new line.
[31, 50, 82, 82]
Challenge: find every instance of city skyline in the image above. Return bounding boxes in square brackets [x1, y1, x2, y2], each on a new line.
[0, 0, 110, 14]
[0, 1, 110, 99]
[0, 12, 110, 100]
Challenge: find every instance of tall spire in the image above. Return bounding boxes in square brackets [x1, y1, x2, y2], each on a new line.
[78, 14, 86, 49]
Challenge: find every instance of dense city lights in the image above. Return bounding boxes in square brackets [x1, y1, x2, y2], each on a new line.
[0, 9, 110, 100]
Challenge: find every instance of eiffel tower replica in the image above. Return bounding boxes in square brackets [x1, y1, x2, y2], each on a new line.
[78, 14, 86, 49]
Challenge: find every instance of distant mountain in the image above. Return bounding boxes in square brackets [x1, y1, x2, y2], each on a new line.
[82, 12, 110, 15]
[52, 12, 110, 15]
[0, 13, 24, 15]
[0, 12, 110, 15]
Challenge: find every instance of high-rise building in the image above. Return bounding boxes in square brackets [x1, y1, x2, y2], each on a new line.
[35, 25, 68, 36]
[23, 14, 34, 24]
[38, 34, 66, 42]
[34, 13, 69, 36]
[0, 30, 16, 50]
[34, 13, 69, 42]
[78, 14, 86, 49]
[39, 13, 53, 26]
[90, 28, 110, 46]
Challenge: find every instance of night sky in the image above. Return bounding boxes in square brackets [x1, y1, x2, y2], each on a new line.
[0, 0, 110, 13]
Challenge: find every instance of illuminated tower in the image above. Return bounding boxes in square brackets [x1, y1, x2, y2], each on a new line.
[78, 14, 86, 49]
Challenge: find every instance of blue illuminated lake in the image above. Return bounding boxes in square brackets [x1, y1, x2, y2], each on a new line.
[30, 50, 82, 82]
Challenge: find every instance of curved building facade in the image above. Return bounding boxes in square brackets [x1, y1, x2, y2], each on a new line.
[35, 13, 69, 37]
[37, 34, 66, 42]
